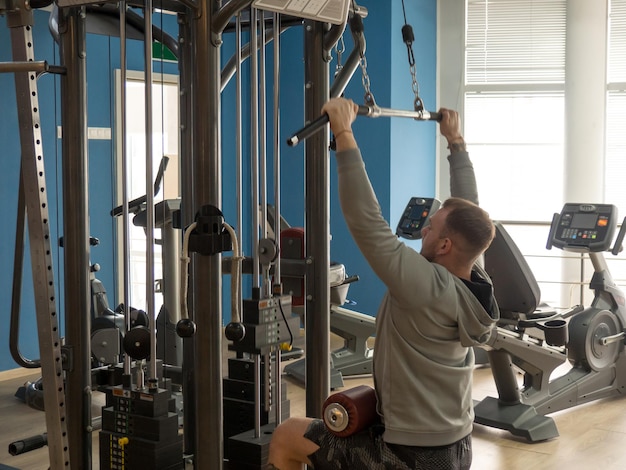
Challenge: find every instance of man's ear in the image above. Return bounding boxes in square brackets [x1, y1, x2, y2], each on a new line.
[437, 237, 453, 256]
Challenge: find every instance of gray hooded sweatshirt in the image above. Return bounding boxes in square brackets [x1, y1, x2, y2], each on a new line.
[335, 147, 499, 447]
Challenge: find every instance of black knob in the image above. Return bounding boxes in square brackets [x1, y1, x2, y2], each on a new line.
[225, 322, 246, 342]
[123, 326, 151, 360]
[176, 318, 197, 338]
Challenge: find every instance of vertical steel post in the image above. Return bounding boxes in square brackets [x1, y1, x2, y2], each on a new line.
[59, 6, 92, 469]
[303, 19, 331, 417]
[192, 0, 224, 466]
[143, 0, 159, 384]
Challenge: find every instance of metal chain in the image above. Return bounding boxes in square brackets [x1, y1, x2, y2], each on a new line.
[402, 22, 423, 112]
[409, 59, 423, 112]
[359, 55, 377, 106]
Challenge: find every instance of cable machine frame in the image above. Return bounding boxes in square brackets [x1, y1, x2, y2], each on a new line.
[1, 1, 438, 468]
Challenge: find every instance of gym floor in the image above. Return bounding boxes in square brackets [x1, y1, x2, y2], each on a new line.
[1, 335, 626, 470]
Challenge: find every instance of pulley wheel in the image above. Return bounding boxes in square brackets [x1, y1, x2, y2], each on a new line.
[123, 326, 151, 360]
[258, 238, 278, 265]
[568, 309, 621, 371]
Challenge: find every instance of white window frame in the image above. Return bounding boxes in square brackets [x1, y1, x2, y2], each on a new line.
[113, 69, 180, 311]
[436, 1, 616, 308]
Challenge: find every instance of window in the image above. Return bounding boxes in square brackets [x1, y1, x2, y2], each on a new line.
[114, 70, 180, 312]
[458, 0, 568, 305]
[466, 0, 566, 85]
[464, 0, 566, 223]
[606, 0, 626, 217]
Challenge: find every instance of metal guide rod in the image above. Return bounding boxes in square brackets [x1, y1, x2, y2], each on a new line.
[236, 13, 244, 332]
[251, 5, 260, 290]
[144, 0, 158, 383]
[120, 0, 132, 379]
[260, 11, 269, 299]
[273, 13, 282, 284]
[259, 12, 274, 425]
[273, 11, 282, 426]
[10, 19, 71, 469]
[250, 6, 262, 439]
[287, 104, 442, 147]
[177, 7, 196, 458]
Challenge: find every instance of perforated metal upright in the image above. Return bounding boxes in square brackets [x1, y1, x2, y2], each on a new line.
[6, 2, 72, 468]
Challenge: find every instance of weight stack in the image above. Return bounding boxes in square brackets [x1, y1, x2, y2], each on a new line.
[224, 295, 297, 468]
[99, 385, 183, 469]
[223, 356, 290, 461]
[226, 422, 277, 470]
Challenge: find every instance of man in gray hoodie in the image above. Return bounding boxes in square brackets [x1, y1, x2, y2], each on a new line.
[268, 97, 499, 470]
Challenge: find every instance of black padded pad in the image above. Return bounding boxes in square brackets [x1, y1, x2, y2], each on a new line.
[484, 222, 541, 316]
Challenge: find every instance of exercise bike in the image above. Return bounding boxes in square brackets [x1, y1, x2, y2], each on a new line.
[475, 202, 626, 441]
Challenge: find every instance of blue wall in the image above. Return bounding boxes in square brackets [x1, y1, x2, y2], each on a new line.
[390, 1, 437, 239]
[327, 1, 438, 315]
[0, 1, 436, 371]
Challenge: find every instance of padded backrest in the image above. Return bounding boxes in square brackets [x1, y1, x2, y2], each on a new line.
[483, 222, 541, 316]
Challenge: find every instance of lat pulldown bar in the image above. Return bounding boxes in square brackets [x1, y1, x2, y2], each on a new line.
[286, 104, 441, 147]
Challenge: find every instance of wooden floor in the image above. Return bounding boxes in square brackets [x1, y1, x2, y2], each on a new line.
[2, 340, 626, 469]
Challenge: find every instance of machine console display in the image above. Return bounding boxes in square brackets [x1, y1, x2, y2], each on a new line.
[550, 203, 618, 252]
[396, 197, 441, 240]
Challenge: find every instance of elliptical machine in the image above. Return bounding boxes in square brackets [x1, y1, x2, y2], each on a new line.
[475, 203, 626, 441]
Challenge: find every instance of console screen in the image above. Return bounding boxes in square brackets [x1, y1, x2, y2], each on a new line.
[396, 197, 441, 240]
[408, 204, 425, 220]
[550, 203, 617, 252]
[571, 213, 598, 230]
